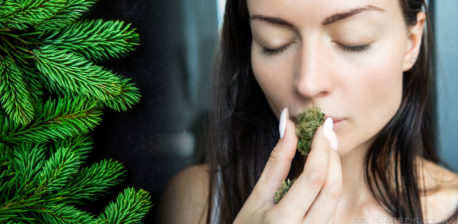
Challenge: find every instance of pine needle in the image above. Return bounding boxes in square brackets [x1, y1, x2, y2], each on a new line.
[38, 147, 81, 193]
[42, 19, 140, 62]
[60, 159, 126, 204]
[34, 45, 124, 101]
[0, 57, 35, 125]
[0, 0, 66, 31]
[0, 96, 103, 144]
[34, 0, 98, 31]
[98, 188, 152, 224]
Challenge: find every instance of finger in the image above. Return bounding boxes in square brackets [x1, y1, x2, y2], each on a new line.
[255, 108, 298, 203]
[302, 148, 343, 224]
[272, 124, 331, 218]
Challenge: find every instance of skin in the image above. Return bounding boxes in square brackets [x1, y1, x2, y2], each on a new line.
[159, 0, 458, 223]
[249, 0, 417, 157]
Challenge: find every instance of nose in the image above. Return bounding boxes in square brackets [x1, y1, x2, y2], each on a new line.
[294, 41, 334, 99]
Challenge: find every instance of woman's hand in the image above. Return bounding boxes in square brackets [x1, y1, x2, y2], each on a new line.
[234, 108, 343, 224]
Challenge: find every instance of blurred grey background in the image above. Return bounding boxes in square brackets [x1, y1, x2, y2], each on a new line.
[435, 1, 458, 172]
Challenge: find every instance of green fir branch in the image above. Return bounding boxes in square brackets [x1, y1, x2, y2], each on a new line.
[18, 65, 44, 107]
[0, 0, 66, 31]
[50, 135, 94, 162]
[34, 45, 141, 111]
[9, 143, 46, 197]
[0, 144, 14, 198]
[0, 57, 35, 125]
[103, 76, 141, 112]
[33, 45, 123, 100]
[42, 205, 95, 223]
[0, 0, 151, 221]
[98, 188, 152, 224]
[34, 0, 98, 31]
[61, 159, 126, 205]
[39, 203, 97, 224]
[0, 96, 103, 144]
[42, 19, 140, 62]
[38, 147, 80, 193]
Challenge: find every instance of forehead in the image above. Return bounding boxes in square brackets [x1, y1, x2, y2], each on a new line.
[247, 0, 400, 27]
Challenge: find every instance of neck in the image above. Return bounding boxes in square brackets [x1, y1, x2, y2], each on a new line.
[339, 143, 373, 206]
[334, 140, 401, 224]
[335, 141, 381, 222]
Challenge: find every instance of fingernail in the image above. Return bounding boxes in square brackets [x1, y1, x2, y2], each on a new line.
[279, 108, 288, 138]
[323, 118, 338, 151]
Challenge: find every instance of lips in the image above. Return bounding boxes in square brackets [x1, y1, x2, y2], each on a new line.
[291, 110, 345, 131]
[324, 115, 345, 131]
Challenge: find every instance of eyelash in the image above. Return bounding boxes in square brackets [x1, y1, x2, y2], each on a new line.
[262, 45, 289, 55]
[337, 44, 371, 53]
[262, 43, 371, 55]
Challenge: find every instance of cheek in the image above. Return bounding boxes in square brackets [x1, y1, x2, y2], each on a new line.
[251, 47, 295, 117]
[340, 41, 405, 151]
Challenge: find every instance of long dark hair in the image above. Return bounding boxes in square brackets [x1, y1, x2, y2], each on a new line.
[204, 0, 457, 223]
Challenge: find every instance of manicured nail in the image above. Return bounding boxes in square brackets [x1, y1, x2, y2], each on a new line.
[323, 118, 338, 151]
[279, 108, 288, 138]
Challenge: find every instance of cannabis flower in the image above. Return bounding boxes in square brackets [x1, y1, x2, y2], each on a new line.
[274, 106, 325, 203]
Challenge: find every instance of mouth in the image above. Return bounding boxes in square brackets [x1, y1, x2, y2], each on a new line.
[290, 111, 345, 131]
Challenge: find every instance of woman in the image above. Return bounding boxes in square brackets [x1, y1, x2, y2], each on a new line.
[161, 0, 458, 223]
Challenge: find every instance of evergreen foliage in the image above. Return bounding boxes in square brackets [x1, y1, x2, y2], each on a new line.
[0, 0, 151, 223]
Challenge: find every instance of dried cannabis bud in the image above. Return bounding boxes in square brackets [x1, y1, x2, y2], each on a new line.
[274, 179, 296, 203]
[274, 106, 325, 203]
[296, 106, 326, 155]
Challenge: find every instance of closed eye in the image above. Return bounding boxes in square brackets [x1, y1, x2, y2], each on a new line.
[336, 42, 372, 53]
[262, 42, 372, 55]
[262, 44, 291, 55]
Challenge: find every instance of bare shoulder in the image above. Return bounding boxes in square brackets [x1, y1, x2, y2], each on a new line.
[158, 163, 210, 224]
[419, 159, 458, 223]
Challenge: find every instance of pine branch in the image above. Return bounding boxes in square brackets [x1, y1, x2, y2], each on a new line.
[0, 0, 151, 221]
[0, 143, 85, 222]
[41, 19, 139, 62]
[60, 159, 126, 205]
[0, 144, 14, 199]
[98, 188, 152, 224]
[0, 0, 66, 31]
[0, 57, 35, 125]
[18, 65, 44, 107]
[0, 96, 103, 144]
[34, 0, 98, 31]
[38, 147, 80, 193]
[34, 45, 141, 111]
[9, 143, 46, 198]
[33, 45, 122, 101]
[50, 135, 94, 162]
[39, 203, 97, 224]
[103, 76, 141, 112]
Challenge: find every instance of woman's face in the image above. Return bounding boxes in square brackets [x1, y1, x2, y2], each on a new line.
[248, 0, 423, 155]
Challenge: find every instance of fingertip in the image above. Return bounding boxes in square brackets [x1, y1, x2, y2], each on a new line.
[281, 119, 298, 146]
[279, 108, 288, 138]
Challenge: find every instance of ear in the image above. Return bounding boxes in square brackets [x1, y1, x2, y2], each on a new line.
[402, 11, 426, 72]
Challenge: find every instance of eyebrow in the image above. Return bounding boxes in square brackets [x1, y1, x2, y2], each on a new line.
[250, 5, 385, 27]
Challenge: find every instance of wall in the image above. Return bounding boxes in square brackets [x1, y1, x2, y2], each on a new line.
[435, 1, 458, 172]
